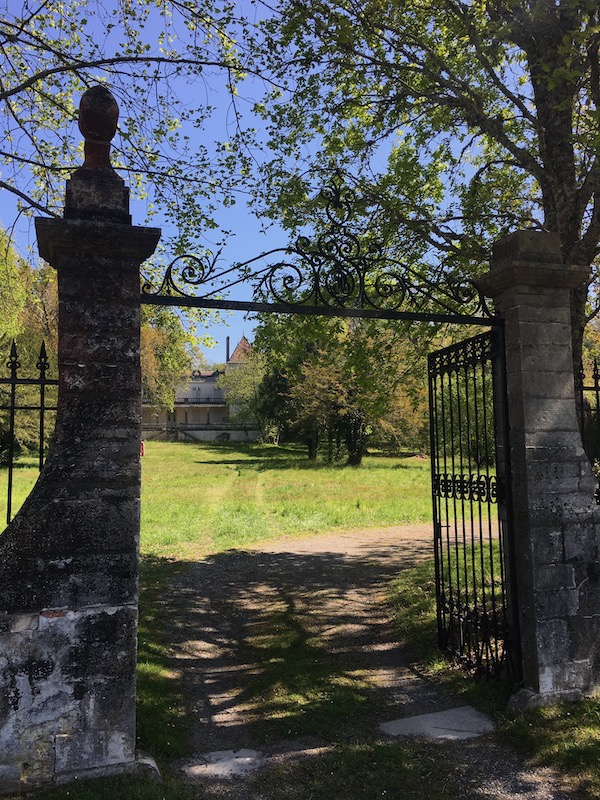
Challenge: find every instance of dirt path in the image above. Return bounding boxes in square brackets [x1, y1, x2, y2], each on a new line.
[165, 525, 581, 799]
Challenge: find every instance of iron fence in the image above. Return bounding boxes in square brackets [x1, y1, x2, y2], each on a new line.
[0, 340, 58, 525]
[581, 360, 600, 481]
[428, 330, 520, 679]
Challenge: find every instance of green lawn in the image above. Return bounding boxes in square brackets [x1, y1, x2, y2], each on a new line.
[140, 441, 432, 559]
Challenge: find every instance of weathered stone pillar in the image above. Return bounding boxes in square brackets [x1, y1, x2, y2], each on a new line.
[479, 230, 600, 703]
[0, 87, 160, 792]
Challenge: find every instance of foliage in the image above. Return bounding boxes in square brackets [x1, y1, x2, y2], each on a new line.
[253, 313, 430, 463]
[0, 233, 58, 455]
[0, 0, 264, 252]
[246, 0, 600, 371]
[0, 229, 29, 343]
[217, 347, 270, 433]
[140, 306, 203, 411]
[499, 701, 600, 798]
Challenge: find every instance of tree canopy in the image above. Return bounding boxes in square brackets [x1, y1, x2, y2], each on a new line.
[3, 0, 600, 379]
[252, 313, 429, 463]
[0, 0, 267, 251]
[246, 0, 600, 368]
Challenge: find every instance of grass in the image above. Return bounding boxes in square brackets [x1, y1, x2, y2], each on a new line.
[140, 441, 433, 559]
[236, 597, 379, 743]
[251, 741, 464, 800]
[498, 702, 600, 798]
[0, 452, 39, 525]
[136, 558, 191, 760]
[389, 555, 600, 797]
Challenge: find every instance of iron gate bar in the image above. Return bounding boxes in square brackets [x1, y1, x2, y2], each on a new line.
[0, 340, 58, 524]
[140, 292, 501, 327]
[428, 330, 519, 679]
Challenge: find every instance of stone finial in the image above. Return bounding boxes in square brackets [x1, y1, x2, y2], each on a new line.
[78, 86, 119, 170]
[65, 85, 131, 223]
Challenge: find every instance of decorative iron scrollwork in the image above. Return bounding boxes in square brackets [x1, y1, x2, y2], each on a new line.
[433, 472, 503, 504]
[428, 330, 500, 376]
[141, 176, 496, 321]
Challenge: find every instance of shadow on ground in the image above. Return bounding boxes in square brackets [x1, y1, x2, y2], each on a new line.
[164, 530, 442, 753]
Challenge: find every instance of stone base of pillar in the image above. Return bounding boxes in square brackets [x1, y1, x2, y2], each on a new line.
[507, 687, 586, 713]
[0, 606, 149, 793]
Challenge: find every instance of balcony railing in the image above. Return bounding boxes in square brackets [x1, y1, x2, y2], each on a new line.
[174, 396, 226, 405]
[142, 422, 259, 431]
[142, 395, 226, 406]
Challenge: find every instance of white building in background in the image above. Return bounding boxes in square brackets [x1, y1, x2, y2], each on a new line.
[142, 335, 260, 442]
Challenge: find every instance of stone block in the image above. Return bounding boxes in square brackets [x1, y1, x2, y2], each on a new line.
[522, 398, 580, 433]
[491, 230, 562, 262]
[55, 729, 135, 774]
[504, 303, 571, 324]
[535, 565, 576, 592]
[512, 321, 573, 350]
[575, 576, 600, 617]
[538, 659, 592, 695]
[568, 616, 600, 666]
[518, 347, 575, 376]
[564, 522, 599, 562]
[530, 528, 564, 564]
[535, 587, 579, 619]
[536, 619, 570, 654]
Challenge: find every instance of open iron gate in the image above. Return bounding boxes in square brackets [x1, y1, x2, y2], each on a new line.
[428, 330, 521, 679]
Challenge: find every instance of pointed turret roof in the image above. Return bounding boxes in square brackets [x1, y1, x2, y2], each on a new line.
[228, 335, 253, 363]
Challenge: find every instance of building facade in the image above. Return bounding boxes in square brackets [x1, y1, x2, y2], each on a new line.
[142, 335, 260, 442]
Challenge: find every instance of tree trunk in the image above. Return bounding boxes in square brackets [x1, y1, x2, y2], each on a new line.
[307, 430, 318, 460]
[345, 414, 367, 467]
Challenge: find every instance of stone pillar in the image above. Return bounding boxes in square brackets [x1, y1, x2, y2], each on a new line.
[479, 230, 600, 703]
[0, 87, 160, 792]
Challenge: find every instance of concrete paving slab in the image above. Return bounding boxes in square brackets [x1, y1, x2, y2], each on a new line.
[380, 705, 495, 740]
[182, 748, 264, 779]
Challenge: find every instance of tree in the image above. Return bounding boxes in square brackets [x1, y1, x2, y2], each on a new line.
[254, 312, 428, 464]
[140, 306, 201, 410]
[0, 1, 265, 251]
[0, 232, 59, 457]
[217, 348, 270, 435]
[0, 229, 30, 344]
[247, 0, 600, 381]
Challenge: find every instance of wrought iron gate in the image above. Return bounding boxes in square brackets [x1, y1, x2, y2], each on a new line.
[428, 330, 520, 679]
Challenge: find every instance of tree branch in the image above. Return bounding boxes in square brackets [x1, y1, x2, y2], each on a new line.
[0, 179, 58, 217]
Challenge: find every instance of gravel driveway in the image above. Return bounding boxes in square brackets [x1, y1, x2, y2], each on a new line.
[164, 525, 582, 799]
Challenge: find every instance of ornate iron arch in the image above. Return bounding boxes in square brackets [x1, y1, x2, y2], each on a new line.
[141, 178, 498, 327]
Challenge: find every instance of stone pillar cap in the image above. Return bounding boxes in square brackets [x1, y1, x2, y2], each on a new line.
[478, 230, 590, 296]
[64, 85, 131, 224]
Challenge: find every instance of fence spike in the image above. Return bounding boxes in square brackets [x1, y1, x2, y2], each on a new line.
[37, 341, 49, 374]
[7, 340, 19, 374]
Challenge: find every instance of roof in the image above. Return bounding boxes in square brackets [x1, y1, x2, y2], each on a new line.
[190, 369, 223, 380]
[228, 335, 253, 363]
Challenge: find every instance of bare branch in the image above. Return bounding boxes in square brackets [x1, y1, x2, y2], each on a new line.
[0, 179, 58, 217]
